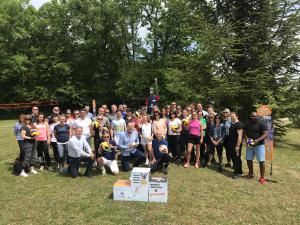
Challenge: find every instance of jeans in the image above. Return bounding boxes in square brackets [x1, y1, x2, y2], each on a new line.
[37, 141, 51, 166]
[51, 142, 59, 163]
[57, 143, 68, 164]
[224, 137, 231, 163]
[22, 141, 35, 169]
[68, 156, 93, 178]
[150, 153, 171, 172]
[209, 142, 223, 162]
[121, 150, 145, 172]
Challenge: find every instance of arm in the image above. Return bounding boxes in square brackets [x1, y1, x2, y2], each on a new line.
[117, 134, 129, 151]
[254, 131, 268, 144]
[200, 124, 204, 144]
[235, 129, 243, 153]
[46, 123, 51, 144]
[21, 129, 33, 140]
[13, 124, 18, 136]
[69, 139, 91, 157]
[83, 138, 93, 156]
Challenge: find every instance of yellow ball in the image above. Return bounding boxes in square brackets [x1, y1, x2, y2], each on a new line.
[182, 118, 190, 127]
[30, 129, 40, 137]
[100, 141, 110, 151]
[170, 124, 178, 132]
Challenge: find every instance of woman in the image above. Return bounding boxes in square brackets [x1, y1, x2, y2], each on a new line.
[184, 111, 203, 168]
[206, 113, 215, 164]
[35, 113, 52, 171]
[152, 111, 167, 139]
[141, 114, 153, 166]
[209, 114, 226, 170]
[167, 111, 182, 163]
[49, 115, 59, 168]
[20, 115, 38, 177]
[13, 114, 25, 159]
[54, 114, 71, 172]
[198, 110, 207, 166]
[93, 115, 109, 158]
[180, 109, 190, 157]
[65, 109, 74, 125]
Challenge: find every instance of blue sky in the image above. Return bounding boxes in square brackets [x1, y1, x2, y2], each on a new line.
[30, 0, 50, 8]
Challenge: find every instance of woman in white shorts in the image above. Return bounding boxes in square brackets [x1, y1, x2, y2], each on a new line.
[96, 133, 119, 175]
[141, 114, 153, 166]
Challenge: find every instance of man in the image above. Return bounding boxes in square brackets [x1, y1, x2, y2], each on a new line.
[108, 104, 117, 123]
[31, 106, 39, 123]
[196, 102, 208, 117]
[146, 87, 159, 115]
[74, 109, 92, 144]
[125, 108, 134, 124]
[85, 105, 94, 120]
[118, 123, 145, 172]
[222, 108, 232, 167]
[244, 111, 268, 184]
[67, 127, 94, 178]
[170, 102, 177, 112]
[228, 112, 243, 179]
[150, 134, 170, 174]
[121, 104, 127, 118]
[96, 107, 110, 128]
[48, 106, 60, 125]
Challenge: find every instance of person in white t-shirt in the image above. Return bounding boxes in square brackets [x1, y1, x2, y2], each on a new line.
[141, 114, 153, 166]
[74, 109, 92, 144]
[110, 110, 126, 145]
[167, 111, 182, 163]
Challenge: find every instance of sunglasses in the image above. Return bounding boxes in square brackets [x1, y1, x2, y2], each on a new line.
[223, 112, 229, 114]
[74, 113, 79, 115]
[33, 108, 38, 111]
[97, 118, 103, 120]
[103, 136, 109, 139]
[193, 114, 197, 116]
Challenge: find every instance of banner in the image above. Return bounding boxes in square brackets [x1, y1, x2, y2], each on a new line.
[257, 105, 274, 161]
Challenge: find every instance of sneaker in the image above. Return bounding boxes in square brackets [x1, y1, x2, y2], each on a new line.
[225, 163, 231, 168]
[237, 173, 243, 178]
[48, 166, 54, 172]
[259, 176, 266, 184]
[144, 159, 149, 166]
[101, 166, 106, 175]
[30, 167, 38, 174]
[39, 166, 44, 171]
[20, 170, 28, 177]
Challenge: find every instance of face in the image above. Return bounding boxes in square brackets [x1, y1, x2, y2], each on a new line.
[111, 105, 117, 113]
[208, 107, 214, 113]
[96, 116, 103, 123]
[117, 111, 122, 118]
[230, 113, 237, 122]
[85, 106, 90, 111]
[250, 112, 258, 122]
[197, 111, 203, 118]
[98, 108, 104, 115]
[208, 114, 214, 122]
[102, 105, 107, 111]
[73, 111, 79, 118]
[25, 117, 31, 124]
[126, 111, 132, 117]
[32, 107, 39, 115]
[59, 116, 66, 123]
[223, 110, 230, 118]
[38, 114, 44, 122]
[102, 134, 110, 141]
[215, 116, 221, 123]
[196, 103, 202, 111]
[177, 106, 182, 112]
[142, 115, 148, 123]
[66, 111, 72, 117]
[80, 110, 86, 118]
[186, 107, 191, 114]
[171, 102, 176, 108]
[162, 108, 166, 115]
[154, 113, 160, 120]
[192, 112, 198, 119]
[53, 116, 59, 123]
[75, 128, 83, 137]
[171, 113, 176, 119]
[53, 107, 60, 114]
[123, 105, 127, 111]
[182, 109, 188, 117]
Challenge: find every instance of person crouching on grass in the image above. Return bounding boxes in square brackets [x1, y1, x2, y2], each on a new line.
[96, 133, 119, 175]
[244, 111, 268, 184]
[67, 127, 94, 178]
[150, 134, 170, 174]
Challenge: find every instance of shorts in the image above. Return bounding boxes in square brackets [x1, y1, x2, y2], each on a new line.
[141, 137, 152, 146]
[246, 144, 265, 162]
[188, 134, 200, 145]
[101, 157, 119, 173]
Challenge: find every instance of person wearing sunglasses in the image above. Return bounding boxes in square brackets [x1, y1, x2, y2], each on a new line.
[97, 133, 119, 175]
[184, 111, 203, 168]
[208, 114, 226, 170]
[47, 106, 61, 125]
[31, 106, 39, 123]
[222, 108, 232, 168]
[152, 111, 167, 140]
[167, 111, 182, 164]
[65, 109, 74, 125]
[74, 109, 93, 145]
[20, 115, 38, 177]
[151, 134, 170, 174]
[93, 116, 109, 158]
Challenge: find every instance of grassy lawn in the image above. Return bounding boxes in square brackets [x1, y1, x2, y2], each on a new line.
[0, 120, 299, 225]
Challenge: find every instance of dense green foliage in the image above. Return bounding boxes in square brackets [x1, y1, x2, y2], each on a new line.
[0, 0, 299, 121]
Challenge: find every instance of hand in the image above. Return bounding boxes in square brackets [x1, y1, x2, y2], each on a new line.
[47, 140, 50, 146]
[90, 154, 95, 160]
[235, 147, 240, 155]
[254, 139, 259, 145]
[150, 159, 156, 165]
[200, 138, 203, 144]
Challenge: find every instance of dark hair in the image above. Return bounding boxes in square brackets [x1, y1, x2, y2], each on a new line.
[231, 111, 238, 117]
[37, 112, 46, 123]
[116, 109, 122, 113]
[214, 114, 221, 123]
[169, 111, 177, 119]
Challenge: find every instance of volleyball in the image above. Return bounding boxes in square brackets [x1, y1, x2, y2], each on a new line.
[92, 121, 100, 128]
[247, 138, 255, 147]
[159, 145, 168, 153]
[182, 118, 190, 127]
[100, 141, 110, 151]
[133, 111, 140, 118]
[170, 124, 178, 132]
[30, 129, 40, 138]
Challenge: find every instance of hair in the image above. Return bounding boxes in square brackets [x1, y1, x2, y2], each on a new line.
[169, 111, 177, 119]
[23, 114, 33, 126]
[214, 114, 221, 123]
[37, 112, 46, 123]
[59, 114, 66, 119]
[116, 109, 122, 113]
[18, 114, 26, 124]
[126, 108, 132, 112]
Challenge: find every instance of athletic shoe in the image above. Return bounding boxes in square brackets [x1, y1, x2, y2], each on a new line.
[39, 166, 44, 171]
[48, 166, 54, 172]
[20, 170, 28, 177]
[225, 163, 231, 168]
[259, 176, 266, 184]
[30, 167, 38, 174]
[184, 163, 189, 168]
[93, 161, 97, 168]
[237, 173, 243, 178]
[101, 166, 106, 175]
[144, 159, 149, 166]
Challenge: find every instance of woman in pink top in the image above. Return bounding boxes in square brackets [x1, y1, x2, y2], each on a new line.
[184, 111, 203, 168]
[35, 113, 52, 171]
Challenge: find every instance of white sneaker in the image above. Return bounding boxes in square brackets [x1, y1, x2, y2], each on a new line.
[93, 161, 97, 167]
[144, 159, 149, 166]
[39, 166, 44, 171]
[20, 170, 28, 177]
[30, 167, 38, 174]
[101, 166, 106, 175]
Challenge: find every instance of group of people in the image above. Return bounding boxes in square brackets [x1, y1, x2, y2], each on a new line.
[13, 101, 269, 184]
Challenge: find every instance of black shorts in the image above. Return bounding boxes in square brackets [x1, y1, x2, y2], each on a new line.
[188, 134, 200, 145]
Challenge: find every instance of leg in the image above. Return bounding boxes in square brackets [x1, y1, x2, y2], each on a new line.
[224, 139, 231, 165]
[185, 143, 193, 167]
[216, 143, 223, 165]
[51, 142, 59, 164]
[132, 150, 146, 167]
[42, 141, 51, 167]
[22, 142, 33, 170]
[195, 144, 200, 167]
[36, 141, 44, 166]
[68, 157, 80, 178]
[150, 158, 162, 172]
[246, 146, 255, 176]
[81, 156, 93, 177]
[121, 155, 130, 172]
[109, 160, 119, 175]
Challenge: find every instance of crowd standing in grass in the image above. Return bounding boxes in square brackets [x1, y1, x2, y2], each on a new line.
[13, 100, 268, 184]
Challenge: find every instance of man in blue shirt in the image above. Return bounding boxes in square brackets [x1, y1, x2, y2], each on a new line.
[150, 134, 170, 174]
[118, 123, 145, 172]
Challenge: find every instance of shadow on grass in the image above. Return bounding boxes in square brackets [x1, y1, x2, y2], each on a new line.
[205, 164, 233, 178]
[275, 138, 300, 151]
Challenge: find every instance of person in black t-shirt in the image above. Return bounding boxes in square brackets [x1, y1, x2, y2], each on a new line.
[244, 112, 268, 184]
[228, 112, 243, 179]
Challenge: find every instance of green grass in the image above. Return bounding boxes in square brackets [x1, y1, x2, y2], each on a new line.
[0, 120, 299, 225]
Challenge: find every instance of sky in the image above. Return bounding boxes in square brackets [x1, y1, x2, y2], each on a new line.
[30, 0, 50, 8]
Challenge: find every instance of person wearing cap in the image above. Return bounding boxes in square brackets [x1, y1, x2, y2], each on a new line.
[118, 123, 145, 172]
